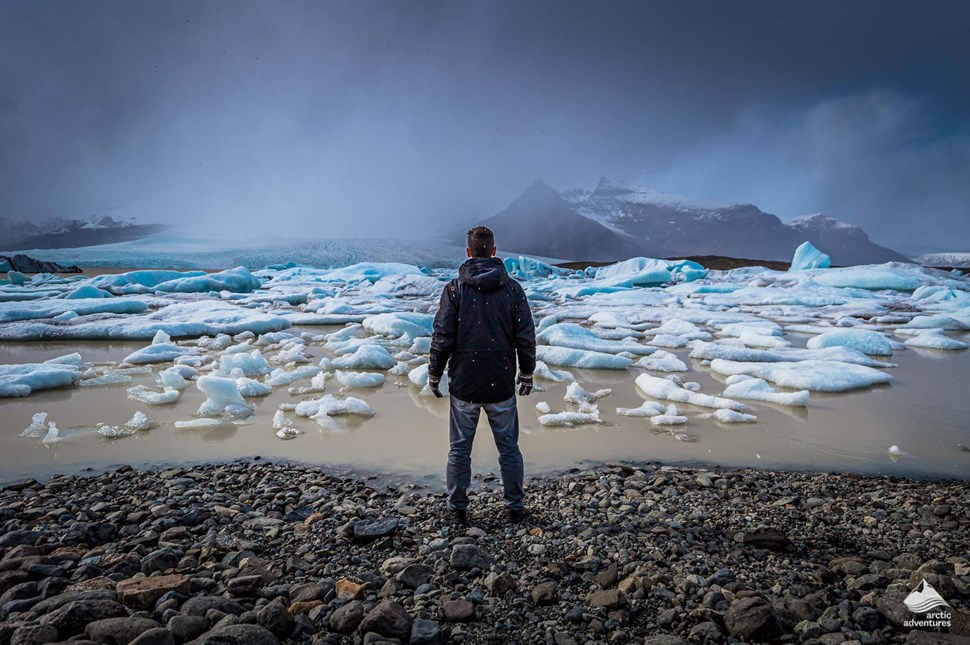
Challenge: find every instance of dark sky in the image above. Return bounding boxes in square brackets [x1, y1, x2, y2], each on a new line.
[1, 0, 968, 251]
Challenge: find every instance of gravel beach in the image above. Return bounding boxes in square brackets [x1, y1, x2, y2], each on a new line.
[0, 460, 967, 644]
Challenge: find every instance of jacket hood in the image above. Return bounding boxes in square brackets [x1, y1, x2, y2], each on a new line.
[458, 257, 510, 292]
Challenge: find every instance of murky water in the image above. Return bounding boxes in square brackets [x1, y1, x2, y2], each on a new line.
[2, 330, 969, 482]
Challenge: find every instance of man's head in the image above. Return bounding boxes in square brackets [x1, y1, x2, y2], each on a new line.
[466, 226, 497, 259]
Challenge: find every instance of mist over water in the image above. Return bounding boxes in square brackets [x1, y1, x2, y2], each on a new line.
[1, 1, 968, 248]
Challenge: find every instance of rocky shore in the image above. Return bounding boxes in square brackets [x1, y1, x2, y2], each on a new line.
[0, 461, 967, 644]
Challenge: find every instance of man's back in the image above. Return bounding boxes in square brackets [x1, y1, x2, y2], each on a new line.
[429, 256, 535, 403]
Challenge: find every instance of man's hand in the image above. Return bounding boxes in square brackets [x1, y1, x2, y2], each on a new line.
[428, 373, 443, 398]
[516, 372, 533, 396]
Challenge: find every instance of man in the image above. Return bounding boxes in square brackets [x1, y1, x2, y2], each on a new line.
[428, 225, 536, 525]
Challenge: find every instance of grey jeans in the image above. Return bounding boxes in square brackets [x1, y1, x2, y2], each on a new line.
[447, 395, 525, 511]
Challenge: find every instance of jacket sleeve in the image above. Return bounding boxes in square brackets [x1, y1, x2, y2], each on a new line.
[428, 280, 459, 378]
[512, 283, 536, 375]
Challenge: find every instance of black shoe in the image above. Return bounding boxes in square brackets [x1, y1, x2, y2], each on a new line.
[507, 508, 527, 524]
[450, 509, 468, 526]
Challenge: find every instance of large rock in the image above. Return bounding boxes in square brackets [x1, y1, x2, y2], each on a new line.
[352, 517, 400, 542]
[357, 601, 412, 640]
[117, 575, 190, 610]
[181, 596, 246, 617]
[723, 597, 782, 640]
[256, 597, 293, 637]
[189, 624, 280, 644]
[130, 628, 175, 645]
[449, 545, 494, 571]
[587, 589, 625, 609]
[396, 564, 433, 589]
[38, 601, 97, 639]
[141, 549, 181, 575]
[441, 599, 475, 622]
[410, 618, 441, 645]
[10, 624, 59, 645]
[166, 614, 209, 643]
[329, 601, 365, 634]
[85, 617, 161, 644]
[741, 528, 793, 551]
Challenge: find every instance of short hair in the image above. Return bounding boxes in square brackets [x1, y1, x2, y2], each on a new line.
[466, 226, 495, 258]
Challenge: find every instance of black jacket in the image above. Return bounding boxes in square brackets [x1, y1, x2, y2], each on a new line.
[429, 257, 536, 404]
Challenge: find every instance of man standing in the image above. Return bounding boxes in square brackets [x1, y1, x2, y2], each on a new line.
[428, 226, 536, 525]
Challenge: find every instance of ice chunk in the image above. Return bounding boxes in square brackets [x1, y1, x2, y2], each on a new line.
[125, 411, 157, 431]
[722, 377, 810, 407]
[196, 375, 252, 417]
[647, 334, 689, 349]
[616, 401, 666, 417]
[709, 359, 892, 392]
[52, 311, 79, 321]
[0, 298, 149, 324]
[594, 257, 696, 287]
[535, 346, 634, 370]
[65, 285, 113, 299]
[219, 349, 270, 376]
[806, 329, 894, 356]
[362, 312, 434, 340]
[42, 421, 61, 444]
[650, 405, 688, 425]
[713, 409, 757, 423]
[235, 376, 273, 397]
[127, 385, 181, 405]
[277, 427, 302, 440]
[330, 344, 397, 370]
[503, 256, 566, 280]
[154, 266, 261, 293]
[78, 372, 133, 387]
[265, 365, 321, 386]
[538, 323, 653, 355]
[274, 342, 311, 364]
[0, 360, 83, 397]
[903, 315, 970, 331]
[158, 366, 191, 389]
[335, 370, 386, 388]
[789, 241, 831, 271]
[533, 360, 575, 382]
[631, 350, 687, 372]
[409, 337, 432, 354]
[563, 381, 611, 405]
[809, 266, 922, 292]
[174, 418, 223, 429]
[635, 373, 746, 411]
[538, 404, 602, 427]
[97, 424, 134, 439]
[904, 331, 968, 350]
[649, 319, 711, 341]
[367, 273, 443, 296]
[21, 412, 49, 437]
[689, 341, 894, 368]
[888, 444, 903, 457]
[294, 394, 376, 427]
[123, 340, 199, 365]
[389, 361, 411, 376]
[535, 401, 552, 414]
[407, 363, 450, 396]
[736, 330, 791, 349]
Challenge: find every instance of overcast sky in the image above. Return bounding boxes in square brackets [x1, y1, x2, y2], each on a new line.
[1, 0, 968, 251]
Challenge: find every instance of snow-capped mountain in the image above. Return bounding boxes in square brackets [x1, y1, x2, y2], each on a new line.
[0, 215, 167, 251]
[559, 178, 909, 264]
[917, 252, 970, 268]
[459, 179, 649, 262]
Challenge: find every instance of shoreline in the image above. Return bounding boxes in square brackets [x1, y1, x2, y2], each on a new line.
[1, 460, 967, 643]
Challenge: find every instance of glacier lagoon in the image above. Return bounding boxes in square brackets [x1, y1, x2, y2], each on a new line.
[1, 257, 968, 482]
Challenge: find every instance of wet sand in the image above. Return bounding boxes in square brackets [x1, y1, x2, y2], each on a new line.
[2, 329, 968, 483]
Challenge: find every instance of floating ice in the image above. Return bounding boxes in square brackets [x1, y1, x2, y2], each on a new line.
[635, 373, 746, 411]
[713, 409, 757, 423]
[219, 349, 270, 376]
[563, 381, 611, 405]
[174, 418, 223, 429]
[503, 256, 566, 280]
[535, 401, 552, 414]
[647, 334, 689, 349]
[789, 241, 831, 271]
[362, 312, 434, 340]
[196, 375, 252, 417]
[367, 273, 443, 296]
[154, 266, 261, 293]
[97, 424, 134, 439]
[158, 366, 193, 390]
[276, 427, 302, 440]
[407, 363, 450, 396]
[330, 344, 397, 370]
[409, 337, 432, 354]
[294, 394, 376, 428]
[690, 341, 893, 368]
[538, 323, 653, 355]
[722, 377, 810, 407]
[0, 298, 149, 324]
[127, 385, 181, 405]
[806, 329, 894, 356]
[0, 358, 84, 397]
[710, 359, 892, 392]
[648, 319, 711, 341]
[42, 421, 61, 444]
[888, 445, 903, 457]
[904, 331, 968, 350]
[536, 346, 634, 370]
[65, 285, 114, 299]
[235, 376, 273, 397]
[78, 372, 133, 388]
[91, 269, 206, 294]
[616, 400, 666, 417]
[633, 351, 687, 372]
[21, 412, 49, 437]
[650, 404, 688, 426]
[533, 360, 575, 382]
[809, 266, 922, 292]
[265, 365, 321, 387]
[335, 370, 386, 388]
[594, 257, 706, 287]
[538, 403, 602, 427]
[124, 334, 199, 365]
[125, 411, 157, 431]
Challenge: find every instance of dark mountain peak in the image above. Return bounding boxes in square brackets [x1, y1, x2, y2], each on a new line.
[791, 213, 863, 233]
[517, 178, 563, 203]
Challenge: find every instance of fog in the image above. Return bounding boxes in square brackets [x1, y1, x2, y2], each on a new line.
[1, 0, 968, 250]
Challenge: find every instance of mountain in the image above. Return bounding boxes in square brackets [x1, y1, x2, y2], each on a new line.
[560, 178, 909, 265]
[0, 215, 167, 251]
[456, 179, 649, 261]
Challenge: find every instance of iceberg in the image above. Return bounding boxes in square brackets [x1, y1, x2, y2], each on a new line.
[335, 370, 386, 388]
[330, 344, 397, 370]
[196, 375, 252, 418]
[689, 341, 894, 368]
[635, 373, 746, 411]
[722, 377, 809, 407]
[0, 357, 84, 397]
[535, 345, 633, 370]
[154, 266, 261, 293]
[806, 329, 894, 356]
[538, 323, 652, 355]
[789, 241, 831, 271]
[64, 285, 113, 299]
[219, 349, 270, 376]
[904, 331, 968, 350]
[0, 298, 149, 324]
[809, 266, 922, 292]
[709, 359, 892, 392]
[362, 312, 435, 340]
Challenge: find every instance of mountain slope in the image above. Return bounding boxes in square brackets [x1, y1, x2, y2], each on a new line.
[0, 216, 167, 251]
[458, 179, 649, 261]
[563, 178, 908, 265]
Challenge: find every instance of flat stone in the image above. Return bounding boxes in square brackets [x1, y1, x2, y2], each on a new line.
[190, 624, 280, 645]
[449, 545, 493, 571]
[336, 578, 366, 601]
[129, 628, 175, 645]
[85, 617, 161, 644]
[329, 601, 365, 634]
[410, 618, 441, 645]
[117, 574, 190, 610]
[587, 589, 625, 609]
[441, 598, 475, 622]
[723, 597, 782, 640]
[357, 601, 412, 640]
[741, 528, 792, 551]
[532, 581, 558, 606]
[352, 517, 400, 542]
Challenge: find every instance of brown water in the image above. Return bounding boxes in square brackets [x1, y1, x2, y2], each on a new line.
[1, 334, 969, 483]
